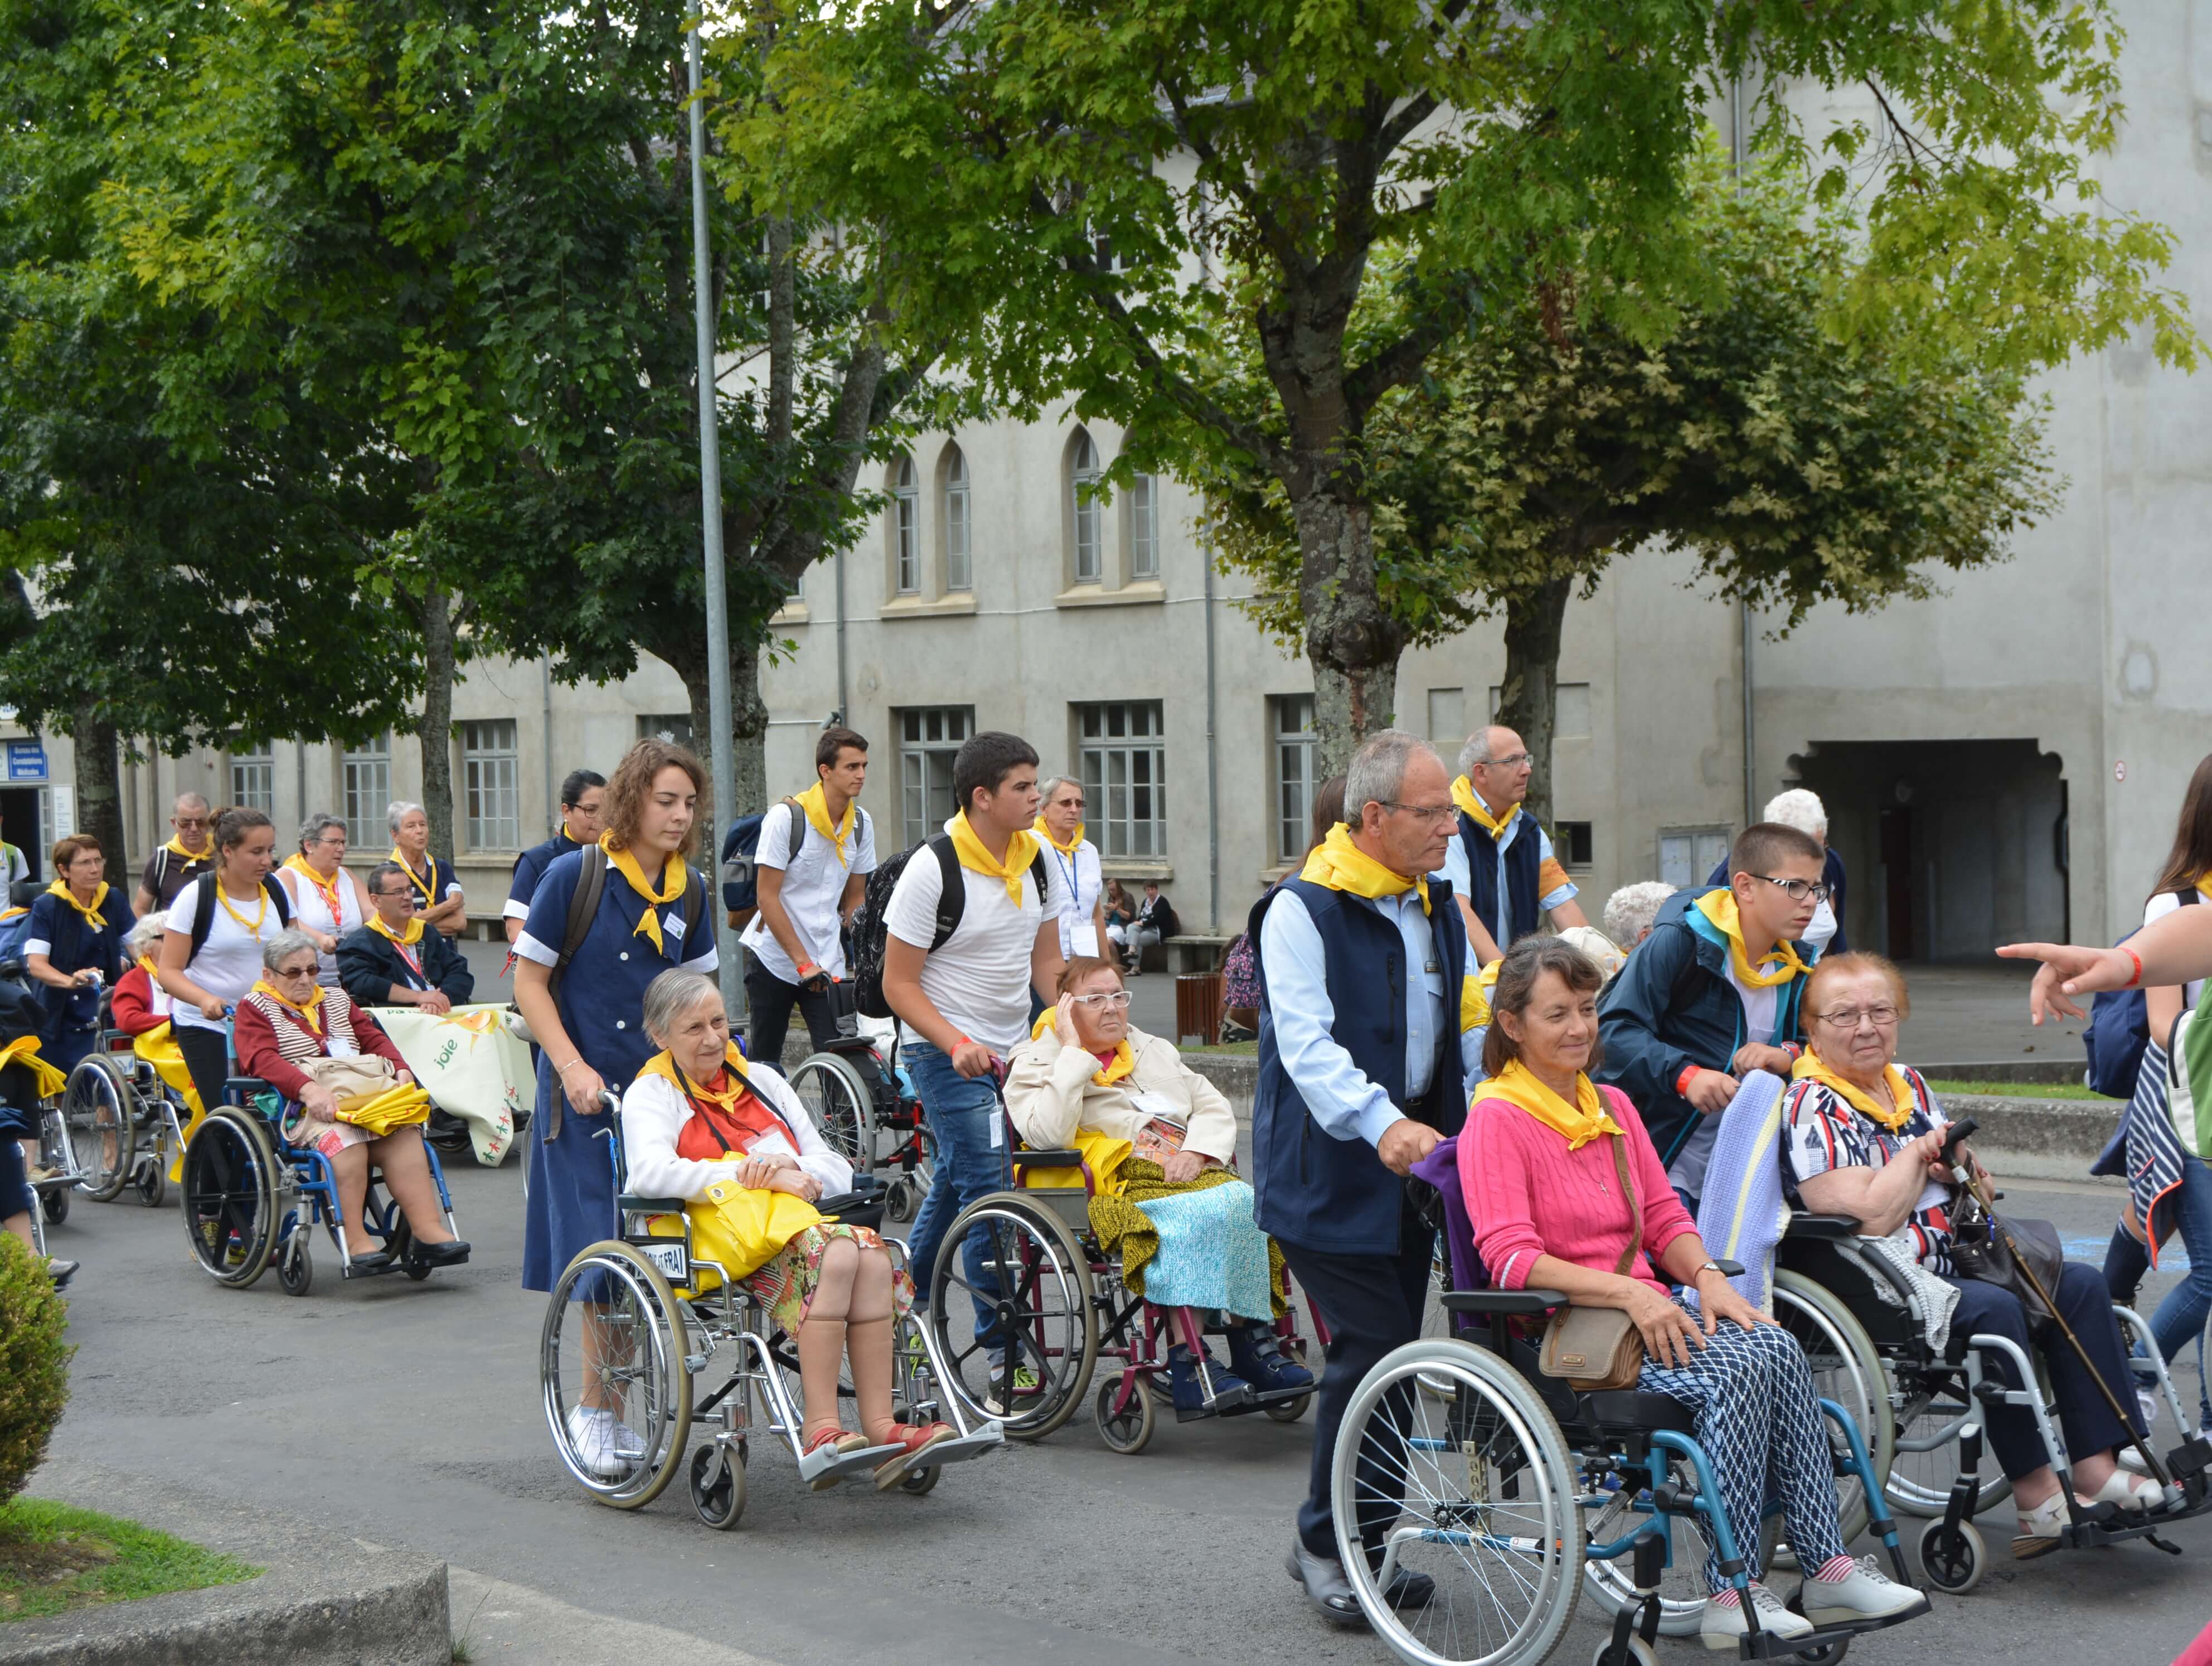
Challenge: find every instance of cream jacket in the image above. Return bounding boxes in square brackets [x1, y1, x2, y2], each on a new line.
[1003, 1025, 1238, 1164]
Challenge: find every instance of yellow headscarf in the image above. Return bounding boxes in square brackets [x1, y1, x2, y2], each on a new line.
[1692, 889, 1811, 990]
[1461, 958, 1502, 1031]
[601, 834, 686, 955]
[1451, 776, 1520, 842]
[793, 783, 856, 868]
[387, 847, 439, 911]
[948, 811, 1039, 907]
[45, 879, 111, 932]
[1473, 1059, 1622, 1150]
[1299, 823, 1429, 914]
[1032, 815, 1086, 858]
[250, 978, 324, 1035]
[1029, 1008, 1134, 1085]
[369, 912, 425, 948]
[1793, 1048, 1915, 1132]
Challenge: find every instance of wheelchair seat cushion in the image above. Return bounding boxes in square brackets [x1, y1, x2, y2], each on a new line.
[1582, 1389, 1699, 1435]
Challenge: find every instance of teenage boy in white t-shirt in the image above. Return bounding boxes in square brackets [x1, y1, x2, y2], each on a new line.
[883, 732, 1070, 1403]
[740, 727, 877, 1072]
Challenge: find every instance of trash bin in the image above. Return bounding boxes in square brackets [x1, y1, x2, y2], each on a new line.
[1176, 972, 1223, 1049]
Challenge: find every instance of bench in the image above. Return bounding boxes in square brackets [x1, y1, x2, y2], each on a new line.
[1161, 933, 1235, 977]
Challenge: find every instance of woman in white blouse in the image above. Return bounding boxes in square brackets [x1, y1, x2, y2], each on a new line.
[621, 970, 954, 1488]
[275, 813, 370, 988]
[1032, 776, 1107, 963]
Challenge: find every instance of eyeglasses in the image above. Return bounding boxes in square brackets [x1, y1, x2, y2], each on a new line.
[174, 817, 208, 830]
[1477, 753, 1533, 771]
[1749, 874, 1834, 905]
[1815, 1005, 1900, 1030]
[1070, 991, 1133, 1011]
[276, 963, 319, 981]
[1379, 801, 1459, 825]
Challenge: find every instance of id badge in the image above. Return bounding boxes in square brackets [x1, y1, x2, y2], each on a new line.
[662, 910, 687, 941]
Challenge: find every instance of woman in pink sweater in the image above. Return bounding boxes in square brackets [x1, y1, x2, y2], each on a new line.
[1458, 938, 1920, 1649]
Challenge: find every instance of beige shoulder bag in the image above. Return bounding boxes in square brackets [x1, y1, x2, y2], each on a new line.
[1536, 1132, 1648, 1391]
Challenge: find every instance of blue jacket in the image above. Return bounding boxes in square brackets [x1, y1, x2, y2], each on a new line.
[1456, 811, 1544, 950]
[1594, 887, 1810, 1166]
[1250, 876, 1469, 1256]
[1706, 846, 1848, 956]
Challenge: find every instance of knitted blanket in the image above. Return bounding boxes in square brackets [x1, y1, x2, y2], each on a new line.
[1695, 1070, 1790, 1315]
[1089, 1158, 1287, 1317]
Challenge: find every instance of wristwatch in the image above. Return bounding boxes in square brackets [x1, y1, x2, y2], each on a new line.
[1692, 1259, 1726, 1281]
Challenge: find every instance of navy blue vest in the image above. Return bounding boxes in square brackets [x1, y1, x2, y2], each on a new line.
[1249, 875, 1469, 1256]
[1457, 810, 1544, 947]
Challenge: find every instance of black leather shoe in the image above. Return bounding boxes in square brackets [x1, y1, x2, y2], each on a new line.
[416, 1238, 471, 1266]
[1284, 1542, 1367, 1629]
[345, 1251, 393, 1276]
[1382, 1567, 1435, 1610]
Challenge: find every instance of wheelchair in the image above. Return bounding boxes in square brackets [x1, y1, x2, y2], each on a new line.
[64, 1018, 197, 1210]
[788, 1026, 936, 1224]
[1338, 1148, 1928, 1666]
[538, 1090, 1002, 1527]
[176, 1077, 467, 1295]
[920, 1095, 1322, 1453]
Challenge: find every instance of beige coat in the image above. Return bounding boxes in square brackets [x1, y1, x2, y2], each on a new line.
[1003, 1025, 1238, 1164]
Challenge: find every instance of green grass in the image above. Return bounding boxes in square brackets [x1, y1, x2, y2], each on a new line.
[1925, 1078, 2103, 1102]
[1183, 1039, 1258, 1058]
[0, 1498, 259, 1623]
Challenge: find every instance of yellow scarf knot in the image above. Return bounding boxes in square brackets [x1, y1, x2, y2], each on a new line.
[1793, 1049, 1915, 1132]
[1451, 776, 1521, 842]
[163, 835, 211, 863]
[250, 978, 325, 1035]
[1299, 824, 1430, 914]
[369, 913, 425, 948]
[1692, 889, 1811, 990]
[1473, 1059, 1621, 1150]
[949, 812, 1038, 907]
[1029, 1009, 1134, 1085]
[387, 847, 439, 911]
[283, 854, 347, 922]
[794, 784, 857, 868]
[601, 834, 686, 955]
[638, 1043, 756, 1110]
[46, 880, 110, 932]
[1032, 816, 1086, 858]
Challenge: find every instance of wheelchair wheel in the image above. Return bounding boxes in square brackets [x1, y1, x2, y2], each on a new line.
[1332, 1338, 1584, 1666]
[1592, 1640, 1658, 1666]
[137, 1152, 166, 1208]
[180, 1107, 280, 1289]
[1264, 1394, 1311, 1423]
[1885, 1358, 2012, 1519]
[688, 1442, 746, 1530]
[1773, 1270, 1894, 1543]
[790, 1051, 875, 1174]
[540, 1240, 693, 1509]
[66, 1056, 135, 1203]
[899, 1463, 941, 1495]
[1915, 1517, 1984, 1594]
[928, 1194, 1098, 1441]
[1094, 1376, 1156, 1455]
[278, 1234, 314, 1297]
[40, 1184, 67, 1226]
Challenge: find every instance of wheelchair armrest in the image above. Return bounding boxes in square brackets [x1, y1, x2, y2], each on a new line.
[1009, 1149, 1085, 1169]
[618, 1194, 689, 1215]
[1713, 1258, 1745, 1276]
[1440, 1289, 1570, 1317]
[1787, 1213, 1863, 1241]
[222, 1076, 271, 1108]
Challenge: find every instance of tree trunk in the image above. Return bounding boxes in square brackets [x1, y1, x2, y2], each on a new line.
[1291, 485, 1405, 777]
[1492, 574, 1573, 833]
[730, 636, 769, 819]
[71, 699, 125, 871]
[415, 582, 457, 861]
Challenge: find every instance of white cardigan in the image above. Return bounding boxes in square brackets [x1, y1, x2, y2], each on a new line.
[1002, 1025, 1239, 1164]
[620, 1067, 853, 1203]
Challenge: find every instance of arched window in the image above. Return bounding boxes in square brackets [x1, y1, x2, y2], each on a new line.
[1069, 430, 1101, 583]
[891, 454, 919, 594]
[942, 444, 971, 592]
[1129, 472, 1158, 579]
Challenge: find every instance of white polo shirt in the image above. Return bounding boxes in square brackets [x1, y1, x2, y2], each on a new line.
[885, 821, 1071, 1055]
[739, 800, 877, 984]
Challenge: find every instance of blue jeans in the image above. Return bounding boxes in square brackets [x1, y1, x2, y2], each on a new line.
[2149, 1158, 2212, 1424]
[901, 1042, 1013, 1352]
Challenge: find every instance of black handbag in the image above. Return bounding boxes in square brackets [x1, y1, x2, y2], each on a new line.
[1950, 1193, 2067, 1324]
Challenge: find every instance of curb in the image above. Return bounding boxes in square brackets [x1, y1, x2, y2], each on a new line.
[3, 1458, 449, 1666]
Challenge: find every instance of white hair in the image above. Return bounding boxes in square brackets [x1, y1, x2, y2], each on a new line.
[261, 929, 322, 973]
[124, 917, 165, 960]
[1456, 727, 1508, 778]
[1346, 730, 1438, 822]
[642, 968, 725, 1045]
[1762, 788, 1828, 841]
[386, 801, 424, 837]
[1602, 881, 1677, 948]
[1039, 775, 1084, 803]
[1556, 924, 1628, 985]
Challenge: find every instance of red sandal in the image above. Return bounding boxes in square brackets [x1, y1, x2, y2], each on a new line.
[872, 1421, 956, 1489]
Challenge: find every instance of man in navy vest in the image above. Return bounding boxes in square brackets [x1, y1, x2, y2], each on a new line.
[1253, 730, 1481, 1626]
[1440, 724, 1588, 965]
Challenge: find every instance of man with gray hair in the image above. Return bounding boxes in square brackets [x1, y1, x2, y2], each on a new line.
[134, 791, 216, 916]
[1706, 787, 1847, 954]
[1251, 728, 1483, 1626]
[1442, 724, 1589, 963]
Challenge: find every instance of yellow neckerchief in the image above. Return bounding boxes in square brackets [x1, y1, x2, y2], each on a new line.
[1299, 822, 1429, 914]
[1461, 958, 1502, 1031]
[1793, 1047, 1914, 1133]
[1473, 1059, 1621, 1150]
[216, 881, 269, 940]
[948, 811, 1038, 907]
[1032, 815, 1086, 858]
[250, 978, 326, 1035]
[1692, 889, 1811, 990]
[1451, 776, 1521, 842]
[368, 912, 425, 948]
[387, 847, 438, 910]
[135, 953, 157, 977]
[0, 1035, 66, 1100]
[2197, 873, 2212, 904]
[283, 854, 347, 922]
[601, 833, 685, 954]
[1029, 1008, 1134, 1085]
[636, 1043, 758, 1116]
[0, 907, 25, 923]
[163, 835, 212, 863]
[45, 879, 111, 932]
[793, 782, 857, 868]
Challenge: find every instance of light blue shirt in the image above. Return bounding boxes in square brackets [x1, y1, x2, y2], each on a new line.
[1434, 797, 1578, 947]
[1258, 887, 1482, 1149]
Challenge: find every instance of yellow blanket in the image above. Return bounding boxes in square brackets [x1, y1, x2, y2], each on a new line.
[1019, 1125, 1132, 1195]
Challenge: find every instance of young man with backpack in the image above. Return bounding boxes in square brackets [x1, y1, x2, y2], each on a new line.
[877, 731, 1070, 1403]
[738, 727, 876, 1072]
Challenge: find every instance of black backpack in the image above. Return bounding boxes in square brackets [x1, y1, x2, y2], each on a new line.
[186, 872, 292, 960]
[849, 833, 1047, 1020]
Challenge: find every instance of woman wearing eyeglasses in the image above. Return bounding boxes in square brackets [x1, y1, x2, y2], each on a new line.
[1783, 951, 2160, 1556]
[1002, 955, 1314, 1415]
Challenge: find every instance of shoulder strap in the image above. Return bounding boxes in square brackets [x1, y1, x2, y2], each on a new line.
[188, 873, 218, 961]
[783, 797, 806, 864]
[1609, 1132, 1641, 1277]
[927, 832, 965, 951]
[551, 846, 608, 999]
[266, 878, 290, 927]
[152, 847, 170, 890]
[1029, 850, 1047, 900]
[2181, 888, 2204, 909]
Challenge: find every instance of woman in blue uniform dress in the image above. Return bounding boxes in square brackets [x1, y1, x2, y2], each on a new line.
[512, 739, 719, 1294]
[25, 834, 135, 1076]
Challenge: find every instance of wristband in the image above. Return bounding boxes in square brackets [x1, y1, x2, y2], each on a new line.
[557, 1058, 587, 1076]
[2123, 946, 2143, 989]
[1676, 1064, 1701, 1097]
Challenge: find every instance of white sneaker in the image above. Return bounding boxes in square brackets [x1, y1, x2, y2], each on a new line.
[565, 1407, 646, 1481]
[1699, 1585, 1813, 1650]
[1799, 1554, 1927, 1626]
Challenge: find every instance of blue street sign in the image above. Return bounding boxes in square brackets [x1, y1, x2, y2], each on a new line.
[6, 740, 46, 782]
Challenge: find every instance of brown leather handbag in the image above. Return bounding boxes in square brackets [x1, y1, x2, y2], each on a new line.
[1537, 1134, 1648, 1391]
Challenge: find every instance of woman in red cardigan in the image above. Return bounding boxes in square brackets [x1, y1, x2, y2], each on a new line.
[1458, 936, 1920, 1650]
[234, 929, 466, 1273]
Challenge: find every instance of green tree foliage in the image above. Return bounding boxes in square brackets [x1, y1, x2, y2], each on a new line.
[736, 0, 2195, 773]
[1206, 146, 2064, 825]
[0, 1233, 71, 1505]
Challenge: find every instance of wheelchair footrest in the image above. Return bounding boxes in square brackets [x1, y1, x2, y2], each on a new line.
[1174, 1383, 1258, 1423]
[1744, 1596, 1930, 1659]
[795, 1440, 908, 1486]
[894, 1425, 1003, 1473]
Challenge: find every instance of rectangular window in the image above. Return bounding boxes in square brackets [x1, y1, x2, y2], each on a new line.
[1078, 700, 1166, 859]
[228, 740, 274, 816]
[342, 734, 391, 849]
[1271, 695, 1317, 863]
[638, 713, 693, 749]
[462, 719, 521, 851]
[1129, 474, 1158, 579]
[1073, 493, 1100, 585]
[1486, 682, 1590, 738]
[895, 491, 920, 594]
[1427, 687, 1465, 747]
[945, 476, 971, 592]
[1660, 826, 1733, 890]
[1555, 820, 1594, 868]
[898, 706, 974, 847]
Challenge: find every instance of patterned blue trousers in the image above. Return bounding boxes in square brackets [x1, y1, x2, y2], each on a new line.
[1637, 1310, 1850, 1593]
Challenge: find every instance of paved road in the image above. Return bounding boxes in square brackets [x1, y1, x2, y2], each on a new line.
[32, 1145, 2211, 1663]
